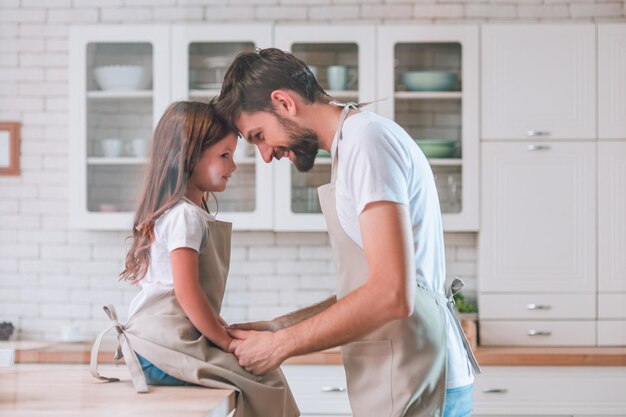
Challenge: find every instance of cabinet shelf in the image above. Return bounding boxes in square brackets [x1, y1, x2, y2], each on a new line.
[189, 89, 221, 97]
[87, 90, 153, 99]
[87, 157, 148, 165]
[428, 158, 462, 166]
[395, 91, 462, 100]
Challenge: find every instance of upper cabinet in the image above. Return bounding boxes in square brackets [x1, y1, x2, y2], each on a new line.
[599, 24, 626, 139]
[378, 25, 479, 231]
[273, 25, 376, 231]
[482, 24, 596, 140]
[171, 25, 274, 230]
[69, 25, 171, 230]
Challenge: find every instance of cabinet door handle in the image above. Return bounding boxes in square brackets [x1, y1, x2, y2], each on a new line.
[527, 304, 551, 310]
[527, 130, 550, 137]
[527, 144, 551, 151]
[527, 330, 552, 336]
[321, 386, 346, 392]
[482, 388, 508, 394]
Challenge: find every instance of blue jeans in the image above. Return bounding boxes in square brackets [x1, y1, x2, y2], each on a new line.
[137, 353, 194, 386]
[443, 384, 473, 417]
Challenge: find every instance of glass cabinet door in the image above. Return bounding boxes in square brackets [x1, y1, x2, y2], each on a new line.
[378, 26, 479, 231]
[172, 24, 273, 230]
[69, 25, 171, 230]
[273, 25, 376, 231]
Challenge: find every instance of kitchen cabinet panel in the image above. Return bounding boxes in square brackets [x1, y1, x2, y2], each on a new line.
[69, 25, 171, 230]
[598, 142, 626, 292]
[479, 142, 596, 293]
[598, 294, 626, 319]
[479, 294, 595, 320]
[597, 321, 626, 346]
[482, 24, 596, 140]
[473, 366, 626, 415]
[171, 24, 275, 230]
[282, 364, 351, 416]
[480, 321, 596, 347]
[599, 24, 626, 139]
[378, 25, 479, 231]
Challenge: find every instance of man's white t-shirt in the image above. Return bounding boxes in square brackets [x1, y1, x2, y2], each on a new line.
[331, 110, 474, 389]
[128, 199, 214, 319]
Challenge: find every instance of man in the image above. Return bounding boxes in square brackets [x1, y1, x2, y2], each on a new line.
[216, 48, 480, 417]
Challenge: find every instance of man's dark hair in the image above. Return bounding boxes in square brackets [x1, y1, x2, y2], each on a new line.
[216, 48, 330, 129]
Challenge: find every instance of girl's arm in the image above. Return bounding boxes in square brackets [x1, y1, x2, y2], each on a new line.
[171, 247, 232, 351]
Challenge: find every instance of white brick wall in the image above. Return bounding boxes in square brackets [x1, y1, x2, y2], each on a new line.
[1, 0, 623, 340]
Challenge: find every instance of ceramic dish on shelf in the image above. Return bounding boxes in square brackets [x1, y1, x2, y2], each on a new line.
[414, 139, 457, 158]
[93, 65, 149, 91]
[402, 71, 458, 92]
[195, 82, 222, 90]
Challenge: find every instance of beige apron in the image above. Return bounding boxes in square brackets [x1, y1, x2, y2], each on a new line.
[318, 103, 479, 417]
[91, 218, 299, 417]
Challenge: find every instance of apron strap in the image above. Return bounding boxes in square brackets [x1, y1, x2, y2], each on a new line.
[90, 305, 149, 393]
[444, 278, 482, 374]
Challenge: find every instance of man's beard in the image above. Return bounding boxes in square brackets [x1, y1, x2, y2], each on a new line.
[274, 113, 319, 172]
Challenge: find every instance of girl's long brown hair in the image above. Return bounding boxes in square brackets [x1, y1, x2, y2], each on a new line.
[120, 100, 235, 283]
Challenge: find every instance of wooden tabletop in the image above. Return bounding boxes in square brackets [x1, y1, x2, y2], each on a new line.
[0, 364, 235, 417]
[2, 340, 626, 366]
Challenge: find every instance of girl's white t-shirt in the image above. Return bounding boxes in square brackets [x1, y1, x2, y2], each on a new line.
[332, 110, 475, 389]
[128, 199, 214, 319]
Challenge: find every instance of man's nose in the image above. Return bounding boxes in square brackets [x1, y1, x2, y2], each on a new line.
[257, 142, 274, 163]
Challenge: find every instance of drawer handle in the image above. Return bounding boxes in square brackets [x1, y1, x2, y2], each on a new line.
[527, 144, 551, 151]
[526, 304, 551, 310]
[527, 130, 550, 137]
[527, 330, 552, 336]
[321, 386, 346, 392]
[482, 388, 508, 394]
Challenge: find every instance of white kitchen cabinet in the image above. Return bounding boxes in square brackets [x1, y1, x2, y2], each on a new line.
[479, 142, 596, 346]
[171, 24, 275, 230]
[473, 366, 626, 416]
[272, 25, 376, 231]
[69, 25, 171, 230]
[281, 364, 351, 416]
[482, 24, 596, 140]
[378, 25, 479, 231]
[599, 24, 626, 139]
[479, 142, 596, 293]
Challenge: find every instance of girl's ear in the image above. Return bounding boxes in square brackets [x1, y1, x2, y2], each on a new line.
[270, 90, 297, 117]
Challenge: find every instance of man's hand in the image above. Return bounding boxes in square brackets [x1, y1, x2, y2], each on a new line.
[227, 319, 281, 333]
[227, 329, 288, 375]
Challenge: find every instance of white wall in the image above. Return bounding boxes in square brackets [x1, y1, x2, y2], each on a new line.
[0, 0, 623, 340]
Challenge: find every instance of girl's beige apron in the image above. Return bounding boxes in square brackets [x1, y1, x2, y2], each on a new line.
[317, 103, 479, 417]
[90, 219, 299, 417]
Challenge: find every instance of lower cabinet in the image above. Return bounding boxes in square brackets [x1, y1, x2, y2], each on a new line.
[282, 365, 626, 417]
[282, 364, 626, 417]
[281, 364, 352, 416]
[474, 366, 626, 416]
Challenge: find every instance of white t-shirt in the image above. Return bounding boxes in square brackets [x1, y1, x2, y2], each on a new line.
[332, 110, 474, 389]
[128, 198, 214, 319]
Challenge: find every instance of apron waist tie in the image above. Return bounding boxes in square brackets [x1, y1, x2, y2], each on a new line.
[419, 278, 481, 375]
[90, 305, 149, 393]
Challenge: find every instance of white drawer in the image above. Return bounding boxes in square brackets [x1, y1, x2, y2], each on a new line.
[598, 320, 626, 346]
[474, 366, 626, 415]
[282, 365, 352, 416]
[479, 293, 595, 319]
[480, 321, 596, 346]
[599, 294, 626, 319]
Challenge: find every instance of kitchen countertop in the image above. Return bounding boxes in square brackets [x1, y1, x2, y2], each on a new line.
[2, 340, 626, 366]
[0, 364, 235, 417]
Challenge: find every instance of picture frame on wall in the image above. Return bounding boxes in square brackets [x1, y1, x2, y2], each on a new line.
[0, 122, 20, 176]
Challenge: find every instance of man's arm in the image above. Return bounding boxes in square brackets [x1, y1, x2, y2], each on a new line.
[229, 296, 337, 332]
[229, 201, 416, 374]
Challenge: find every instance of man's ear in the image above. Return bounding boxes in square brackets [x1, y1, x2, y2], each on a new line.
[270, 90, 297, 117]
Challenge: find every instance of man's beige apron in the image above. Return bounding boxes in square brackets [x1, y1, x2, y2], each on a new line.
[90, 218, 299, 417]
[318, 103, 479, 417]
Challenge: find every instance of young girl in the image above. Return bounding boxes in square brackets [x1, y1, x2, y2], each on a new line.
[90, 100, 299, 417]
